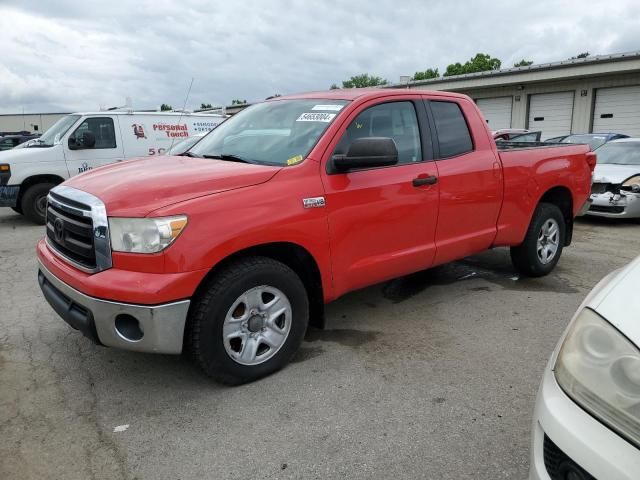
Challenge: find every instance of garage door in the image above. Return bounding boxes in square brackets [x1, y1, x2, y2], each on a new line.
[476, 97, 512, 130]
[528, 92, 574, 140]
[593, 86, 640, 137]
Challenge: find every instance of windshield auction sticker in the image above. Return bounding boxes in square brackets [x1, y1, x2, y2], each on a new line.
[311, 104, 344, 111]
[296, 112, 336, 122]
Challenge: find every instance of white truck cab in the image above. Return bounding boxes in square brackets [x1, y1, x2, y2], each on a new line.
[0, 111, 226, 223]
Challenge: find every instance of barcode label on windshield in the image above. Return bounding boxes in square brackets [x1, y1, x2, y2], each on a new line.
[296, 112, 336, 122]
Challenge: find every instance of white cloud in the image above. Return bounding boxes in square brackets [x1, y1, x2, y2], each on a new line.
[1, 0, 639, 113]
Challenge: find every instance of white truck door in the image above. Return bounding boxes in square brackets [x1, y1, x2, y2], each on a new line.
[64, 115, 125, 176]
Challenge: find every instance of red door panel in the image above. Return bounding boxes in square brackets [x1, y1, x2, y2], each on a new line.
[426, 97, 503, 266]
[321, 97, 440, 298]
[324, 162, 439, 296]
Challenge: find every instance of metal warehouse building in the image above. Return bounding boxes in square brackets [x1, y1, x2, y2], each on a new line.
[394, 51, 640, 140]
[0, 112, 68, 134]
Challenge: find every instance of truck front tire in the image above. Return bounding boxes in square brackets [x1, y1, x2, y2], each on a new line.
[22, 183, 55, 225]
[510, 202, 565, 277]
[187, 256, 309, 385]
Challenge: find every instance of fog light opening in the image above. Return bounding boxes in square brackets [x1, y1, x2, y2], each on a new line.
[114, 314, 144, 342]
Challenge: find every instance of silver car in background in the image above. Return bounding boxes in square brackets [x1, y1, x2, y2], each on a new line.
[587, 139, 640, 218]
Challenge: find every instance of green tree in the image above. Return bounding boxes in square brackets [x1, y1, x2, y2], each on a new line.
[329, 83, 340, 90]
[160, 103, 172, 111]
[412, 68, 439, 81]
[342, 74, 388, 89]
[200, 103, 213, 109]
[444, 53, 502, 77]
[513, 59, 533, 67]
[231, 99, 247, 105]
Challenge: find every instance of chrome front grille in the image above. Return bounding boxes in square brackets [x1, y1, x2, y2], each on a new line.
[45, 186, 112, 273]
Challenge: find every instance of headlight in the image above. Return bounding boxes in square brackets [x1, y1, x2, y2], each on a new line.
[555, 308, 640, 448]
[622, 175, 640, 193]
[109, 216, 188, 253]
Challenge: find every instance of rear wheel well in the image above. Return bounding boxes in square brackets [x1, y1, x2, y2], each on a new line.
[189, 243, 325, 332]
[539, 186, 573, 246]
[18, 174, 65, 206]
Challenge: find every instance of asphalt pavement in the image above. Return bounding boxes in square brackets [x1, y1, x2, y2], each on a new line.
[1, 209, 639, 479]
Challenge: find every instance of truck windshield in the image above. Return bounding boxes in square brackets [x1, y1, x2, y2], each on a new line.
[29, 114, 81, 147]
[190, 100, 348, 166]
[595, 142, 640, 165]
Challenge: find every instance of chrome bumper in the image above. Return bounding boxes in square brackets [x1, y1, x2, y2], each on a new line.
[38, 260, 190, 354]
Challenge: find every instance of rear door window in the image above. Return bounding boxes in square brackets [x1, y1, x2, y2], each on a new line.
[430, 101, 473, 158]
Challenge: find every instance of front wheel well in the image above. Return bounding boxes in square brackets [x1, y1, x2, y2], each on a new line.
[189, 242, 325, 330]
[538, 186, 573, 246]
[18, 174, 65, 205]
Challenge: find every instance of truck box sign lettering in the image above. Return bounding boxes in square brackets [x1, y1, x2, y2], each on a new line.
[153, 123, 189, 138]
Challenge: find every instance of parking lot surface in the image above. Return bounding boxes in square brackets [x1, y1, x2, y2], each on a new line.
[1, 209, 638, 480]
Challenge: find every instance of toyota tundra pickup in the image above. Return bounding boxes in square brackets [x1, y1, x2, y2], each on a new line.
[36, 89, 595, 384]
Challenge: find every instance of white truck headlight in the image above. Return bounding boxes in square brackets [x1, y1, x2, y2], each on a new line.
[109, 216, 188, 253]
[555, 308, 640, 448]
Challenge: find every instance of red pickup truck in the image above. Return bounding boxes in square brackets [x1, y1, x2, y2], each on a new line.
[37, 89, 595, 384]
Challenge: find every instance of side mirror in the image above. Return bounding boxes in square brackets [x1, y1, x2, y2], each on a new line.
[68, 131, 96, 150]
[331, 137, 398, 173]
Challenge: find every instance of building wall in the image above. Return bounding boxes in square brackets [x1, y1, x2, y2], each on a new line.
[0, 113, 68, 134]
[407, 72, 640, 134]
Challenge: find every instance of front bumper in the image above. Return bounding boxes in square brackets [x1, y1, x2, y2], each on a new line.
[0, 185, 19, 207]
[38, 260, 190, 354]
[586, 191, 640, 218]
[530, 364, 640, 479]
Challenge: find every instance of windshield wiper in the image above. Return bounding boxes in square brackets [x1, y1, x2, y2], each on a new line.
[178, 151, 202, 157]
[202, 153, 254, 164]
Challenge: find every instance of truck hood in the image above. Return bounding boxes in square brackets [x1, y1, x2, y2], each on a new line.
[65, 156, 281, 217]
[593, 164, 640, 184]
[591, 255, 640, 348]
[0, 144, 61, 163]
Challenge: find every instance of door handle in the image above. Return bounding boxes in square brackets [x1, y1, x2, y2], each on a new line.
[412, 175, 438, 187]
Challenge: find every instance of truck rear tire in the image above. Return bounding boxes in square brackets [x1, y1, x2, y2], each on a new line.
[11, 206, 23, 215]
[510, 202, 565, 277]
[22, 182, 55, 225]
[186, 256, 309, 385]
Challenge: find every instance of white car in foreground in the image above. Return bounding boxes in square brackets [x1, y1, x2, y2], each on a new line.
[530, 256, 640, 479]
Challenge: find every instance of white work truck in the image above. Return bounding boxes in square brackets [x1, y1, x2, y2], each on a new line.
[0, 111, 226, 223]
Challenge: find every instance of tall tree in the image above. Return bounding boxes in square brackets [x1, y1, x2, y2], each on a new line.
[570, 52, 590, 59]
[444, 53, 502, 77]
[342, 74, 388, 89]
[412, 68, 439, 81]
[513, 59, 533, 67]
[329, 83, 340, 90]
[160, 103, 172, 111]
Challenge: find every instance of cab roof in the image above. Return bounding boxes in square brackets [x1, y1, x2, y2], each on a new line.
[274, 88, 470, 102]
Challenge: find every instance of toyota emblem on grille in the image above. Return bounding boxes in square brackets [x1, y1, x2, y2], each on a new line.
[53, 218, 65, 244]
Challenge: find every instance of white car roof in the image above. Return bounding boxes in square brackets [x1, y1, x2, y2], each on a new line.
[609, 138, 640, 143]
[70, 111, 227, 118]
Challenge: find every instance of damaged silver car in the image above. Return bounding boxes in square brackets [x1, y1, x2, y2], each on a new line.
[587, 139, 640, 218]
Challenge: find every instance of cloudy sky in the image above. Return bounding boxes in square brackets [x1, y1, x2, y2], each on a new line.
[1, 0, 639, 113]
